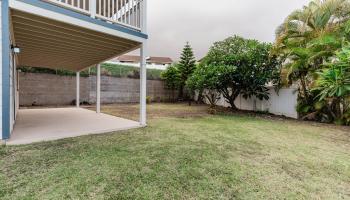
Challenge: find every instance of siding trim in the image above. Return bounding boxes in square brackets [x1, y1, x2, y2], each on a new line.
[15, 0, 148, 39]
[2, 0, 10, 139]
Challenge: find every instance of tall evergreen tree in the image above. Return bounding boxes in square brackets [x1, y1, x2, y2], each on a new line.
[178, 42, 196, 99]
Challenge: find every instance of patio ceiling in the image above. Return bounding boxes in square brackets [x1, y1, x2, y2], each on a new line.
[11, 9, 141, 71]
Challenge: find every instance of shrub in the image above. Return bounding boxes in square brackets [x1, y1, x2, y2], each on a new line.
[161, 65, 181, 102]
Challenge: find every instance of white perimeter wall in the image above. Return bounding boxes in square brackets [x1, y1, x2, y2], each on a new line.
[210, 87, 299, 119]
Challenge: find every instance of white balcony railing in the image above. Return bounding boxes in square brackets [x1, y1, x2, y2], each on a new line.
[43, 0, 145, 32]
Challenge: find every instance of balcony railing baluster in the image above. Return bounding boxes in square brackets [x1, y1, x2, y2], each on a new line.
[43, 0, 142, 31]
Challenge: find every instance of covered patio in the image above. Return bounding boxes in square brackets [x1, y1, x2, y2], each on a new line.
[8, 108, 141, 145]
[2, 0, 148, 144]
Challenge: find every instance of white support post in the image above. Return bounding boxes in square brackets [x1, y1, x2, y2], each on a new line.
[140, 0, 147, 34]
[90, 0, 96, 18]
[76, 71, 80, 108]
[140, 41, 147, 125]
[96, 64, 101, 113]
[139, 0, 147, 125]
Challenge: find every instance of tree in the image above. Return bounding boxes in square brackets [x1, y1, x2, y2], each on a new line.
[272, 0, 350, 124]
[203, 35, 280, 110]
[273, 0, 350, 99]
[161, 64, 181, 102]
[313, 46, 350, 123]
[177, 42, 196, 100]
[187, 64, 224, 107]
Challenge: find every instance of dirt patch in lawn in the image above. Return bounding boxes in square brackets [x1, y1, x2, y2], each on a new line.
[85, 103, 211, 121]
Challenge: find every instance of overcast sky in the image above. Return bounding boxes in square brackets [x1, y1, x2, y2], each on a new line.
[134, 0, 310, 61]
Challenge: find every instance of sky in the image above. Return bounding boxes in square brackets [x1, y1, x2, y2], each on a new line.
[134, 0, 311, 61]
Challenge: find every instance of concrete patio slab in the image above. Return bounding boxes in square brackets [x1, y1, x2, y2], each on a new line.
[7, 108, 142, 145]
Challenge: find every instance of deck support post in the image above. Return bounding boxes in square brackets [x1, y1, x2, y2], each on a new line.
[76, 71, 80, 108]
[139, 0, 147, 126]
[140, 41, 147, 126]
[96, 64, 101, 113]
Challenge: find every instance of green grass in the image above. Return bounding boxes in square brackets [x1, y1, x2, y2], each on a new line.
[19, 63, 163, 80]
[1, 104, 350, 199]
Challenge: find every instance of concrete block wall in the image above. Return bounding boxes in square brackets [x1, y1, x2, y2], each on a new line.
[89, 77, 173, 103]
[89, 76, 141, 103]
[19, 72, 174, 106]
[19, 72, 90, 106]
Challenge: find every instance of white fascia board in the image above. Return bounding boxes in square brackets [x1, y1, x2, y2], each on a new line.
[9, 0, 146, 43]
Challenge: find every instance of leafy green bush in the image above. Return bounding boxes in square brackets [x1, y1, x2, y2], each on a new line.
[312, 47, 350, 125]
[161, 64, 181, 102]
[187, 64, 226, 107]
[146, 96, 152, 104]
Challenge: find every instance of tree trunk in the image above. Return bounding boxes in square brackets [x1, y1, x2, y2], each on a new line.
[335, 98, 342, 119]
[299, 75, 309, 99]
[178, 85, 184, 100]
[172, 89, 175, 103]
[221, 88, 240, 111]
[205, 94, 216, 108]
[228, 99, 237, 110]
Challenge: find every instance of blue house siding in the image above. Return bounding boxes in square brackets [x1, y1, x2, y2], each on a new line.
[2, 0, 10, 140]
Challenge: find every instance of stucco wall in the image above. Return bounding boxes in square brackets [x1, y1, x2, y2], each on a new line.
[19, 72, 173, 106]
[208, 87, 299, 119]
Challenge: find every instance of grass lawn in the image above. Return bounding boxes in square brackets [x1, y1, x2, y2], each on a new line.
[1, 103, 350, 199]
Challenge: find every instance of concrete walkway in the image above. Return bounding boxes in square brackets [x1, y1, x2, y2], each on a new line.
[8, 108, 142, 145]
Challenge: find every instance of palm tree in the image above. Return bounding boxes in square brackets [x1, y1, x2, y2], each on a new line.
[276, 0, 350, 46]
[273, 0, 350, 98]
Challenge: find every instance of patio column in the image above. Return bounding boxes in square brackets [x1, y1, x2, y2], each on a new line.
[139, 0, 147, 126]
[140, 41, 147, 125]
[76, 72, 80, 108]
[96, 64, 101, 113]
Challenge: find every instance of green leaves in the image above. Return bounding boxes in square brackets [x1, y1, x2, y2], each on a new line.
[197, 35, 281, 108]
[273, 0, 350, 124]
[314, 46, 350, 100]
[315, 65, 350, 100]
[178, 42, 196, 83]
[161, 64, 181, 91]
[311, 46, 350, 123]
[274, 0, 350, 74]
